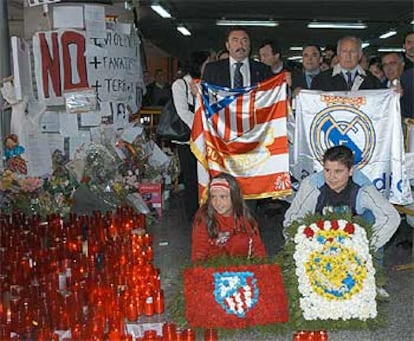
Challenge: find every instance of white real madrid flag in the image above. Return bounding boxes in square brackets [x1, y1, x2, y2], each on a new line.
[293, 89, 413, 205]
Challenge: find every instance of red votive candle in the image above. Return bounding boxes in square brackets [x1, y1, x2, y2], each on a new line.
[181, 328, 196, 341]
[126, 301, 137, 322]
[144, 296, 154, 316]
[162, 322, 177, 340]
[293, 330, 306, 341]
[143, 329, 158, 340]
[154, 290, 165, 314]
[318, 330, 328, 341]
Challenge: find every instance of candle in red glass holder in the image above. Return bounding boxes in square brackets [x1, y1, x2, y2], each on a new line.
[137, 255, 145, 266]
[36, 326, 54, 341]
[146, 246, 154, 261]
[126, 300, 137, 322]
[204, 328, 218, 341]
[143, 233, 152, 246]
[71, 323, 82, 339]
[143, 329, 158, 340]
[180, 328, 196, 341]
[154, 290, 164, 314]
[318, 330, 328, 341]
[136, 295, 144, 316]
[108, 329, 121, 341]
[306, 331, 315, 341]
[144, 296, 154, 316]
[293, 330, 306, 341]
[162, 323, 177, 341]
[123, 334, 133, 341]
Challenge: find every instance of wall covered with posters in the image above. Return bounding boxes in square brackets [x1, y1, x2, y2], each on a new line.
[5, 3, 145, 175]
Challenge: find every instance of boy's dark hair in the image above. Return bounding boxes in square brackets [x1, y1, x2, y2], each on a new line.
[323, 145, 354, 169]
[259, 40, 282, 57]
[368, 56, 382, 69]
[324, 44, 337, 55]
[188, 50, 211, 78]
[403, 31, 414, 44]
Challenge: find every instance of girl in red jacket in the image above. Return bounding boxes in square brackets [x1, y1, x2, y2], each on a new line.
[191, 173, 267, 262]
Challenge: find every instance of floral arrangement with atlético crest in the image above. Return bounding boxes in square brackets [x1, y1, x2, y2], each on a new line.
[294, 217, 377, 321]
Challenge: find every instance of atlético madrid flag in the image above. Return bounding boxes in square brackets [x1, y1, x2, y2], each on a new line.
[183, 264, 289, 328]
[191, 73, 291, 202]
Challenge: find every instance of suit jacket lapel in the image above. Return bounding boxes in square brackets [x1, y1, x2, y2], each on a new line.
[224, 62, 231, 87]
[250, 62, 260, 84]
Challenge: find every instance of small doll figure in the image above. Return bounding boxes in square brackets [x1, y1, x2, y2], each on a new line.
[51, 149, 69, 178]
[4, 134, 27, 174]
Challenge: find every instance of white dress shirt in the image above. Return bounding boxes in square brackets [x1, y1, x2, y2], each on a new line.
[171, 74, 195, 144]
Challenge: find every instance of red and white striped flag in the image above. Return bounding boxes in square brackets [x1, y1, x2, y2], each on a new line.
[191, 73, 291, 202]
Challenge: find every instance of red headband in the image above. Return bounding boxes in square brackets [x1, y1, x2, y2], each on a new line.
[210, 178, 230, 192]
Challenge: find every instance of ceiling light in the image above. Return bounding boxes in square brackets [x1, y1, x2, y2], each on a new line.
[362, 42, 370, 49]
[151, 4, 171, 18]
[177, 25, 191, 36]
[379, 30, 397, 39]
[216, 20, 278, 27]
[307, 22, 367, 29]
[411, 19, 414, 24]
[377, 48, 405, 52]
[288, 56, 303, 61]
[289, 47, 303, 51]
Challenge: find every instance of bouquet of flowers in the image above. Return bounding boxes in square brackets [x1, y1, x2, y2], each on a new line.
[0, 171, 44, 216]
[0, 167, 78, 218]
[278, 211, 385, 331]
[293, 218, 377, 321]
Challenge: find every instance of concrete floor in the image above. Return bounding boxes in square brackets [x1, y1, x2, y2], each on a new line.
[148, 192, 414, 341]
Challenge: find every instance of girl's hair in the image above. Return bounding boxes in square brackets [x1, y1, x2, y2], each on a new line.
[194, 173, 258, 238]
[182, 50, 211, 78]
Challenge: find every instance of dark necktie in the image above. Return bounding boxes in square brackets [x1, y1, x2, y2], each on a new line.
[233, 62, 243, 88]
[346, 71, 353, 89]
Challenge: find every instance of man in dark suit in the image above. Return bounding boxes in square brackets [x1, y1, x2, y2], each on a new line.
[291, 44, 322, 97]
[400, 68, 414, 118]
[311, 36, 382, 91]
[202, 27, 273, 87]
[202, 27, 273, 214]
[403, 31, 414, 70]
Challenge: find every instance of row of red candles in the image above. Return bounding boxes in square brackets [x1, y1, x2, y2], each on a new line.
[293, 330, 328, 341]
[0, 207, 202, 340]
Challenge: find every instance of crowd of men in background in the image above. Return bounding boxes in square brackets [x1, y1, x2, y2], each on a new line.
[143, 30, 413, 119]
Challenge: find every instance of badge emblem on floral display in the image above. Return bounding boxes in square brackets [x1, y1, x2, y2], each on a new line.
[213, 271, 259, 317]
[294, 219, 377, 320]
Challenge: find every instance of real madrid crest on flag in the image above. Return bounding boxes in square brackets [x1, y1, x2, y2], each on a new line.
[293, 89, 413, 205]
[213, 271, 258, 318]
